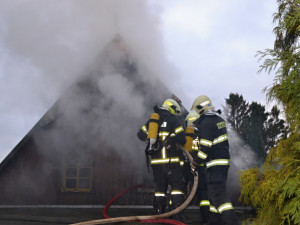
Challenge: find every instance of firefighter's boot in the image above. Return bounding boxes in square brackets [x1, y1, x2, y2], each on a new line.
[171, 195, 192, 224]
[154, 205, 166, 214]
[153, 196, 166, 214]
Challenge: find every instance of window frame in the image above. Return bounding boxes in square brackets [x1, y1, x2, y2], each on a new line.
[61, 159, 93, 192]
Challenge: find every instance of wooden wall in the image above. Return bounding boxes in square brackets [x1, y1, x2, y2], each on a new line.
[0, 137, 152, 205]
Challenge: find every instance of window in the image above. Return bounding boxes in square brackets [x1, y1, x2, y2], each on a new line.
[61, 159, 92, 192]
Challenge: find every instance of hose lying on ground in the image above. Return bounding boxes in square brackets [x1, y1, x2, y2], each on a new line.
[70, 146, 198, 225]
[102, 184, 186, 225]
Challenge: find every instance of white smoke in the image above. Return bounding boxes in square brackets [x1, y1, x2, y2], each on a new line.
[228, 129, 257, 170]
[0, 0, 182, 160]
[217, 111, 258, 204]
[226, 129, 257, 205]
[97, 74, 145, 117]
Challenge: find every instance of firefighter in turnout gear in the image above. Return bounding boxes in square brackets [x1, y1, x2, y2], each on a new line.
[190, 95, 241, 225]
[185, 111, 210, 224]
[137, 99, 188, 223]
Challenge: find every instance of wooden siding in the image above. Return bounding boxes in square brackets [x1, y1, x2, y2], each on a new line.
[0, 135, 152, 205]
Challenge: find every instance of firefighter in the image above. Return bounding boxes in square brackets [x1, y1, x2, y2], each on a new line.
[137, 98, 188, 223]
[185, 111, 210, 224]
[190, 95, 241, 225]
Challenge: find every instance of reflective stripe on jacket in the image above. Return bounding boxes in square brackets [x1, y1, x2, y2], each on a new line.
[193, 113, 230, 168]
[137, 106, 186, 165]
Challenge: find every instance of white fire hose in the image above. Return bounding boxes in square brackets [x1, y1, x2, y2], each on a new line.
[70, 146, 198, 225]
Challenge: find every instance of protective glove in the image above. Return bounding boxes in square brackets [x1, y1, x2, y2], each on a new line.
[149, 138, 156, 146]
[190, 151, 204, 167]
[189, 160, 199, 176]
[164, 137, 175, 149]
[146, 140, 160, 155]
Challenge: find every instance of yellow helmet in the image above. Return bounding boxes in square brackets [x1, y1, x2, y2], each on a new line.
[191, 95, 214, 116]
[162, 99, 181, 115]
[185, 111, 200, 127]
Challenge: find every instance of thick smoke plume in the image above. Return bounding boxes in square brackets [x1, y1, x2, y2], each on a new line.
[228, 129, 257, 170]
[215, 111, 257, 204]
[0, 0, 183, 162]
[0, 1, 260, 204]
[226, 123, 257, 205]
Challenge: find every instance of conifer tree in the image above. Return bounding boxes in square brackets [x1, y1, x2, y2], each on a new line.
[239, 1, 300, 224]
[224, 93, 250, 142]
[263, 106, 288, 153]
[225, 94, 286, 163]
[247, 102, 269, 163]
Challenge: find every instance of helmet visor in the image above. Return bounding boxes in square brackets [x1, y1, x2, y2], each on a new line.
[170, 105, 181, 115]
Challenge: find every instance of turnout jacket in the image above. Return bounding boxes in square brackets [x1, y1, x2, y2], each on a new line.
[137, 106, 186, 165]
[190, 129, 205, 167]
[193, 112, 230, 169]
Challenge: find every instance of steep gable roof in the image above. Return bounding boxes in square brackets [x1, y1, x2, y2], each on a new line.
[0, 35, 186, 173]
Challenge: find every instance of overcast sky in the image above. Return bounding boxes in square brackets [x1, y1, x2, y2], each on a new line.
[0, 0, 277, 162]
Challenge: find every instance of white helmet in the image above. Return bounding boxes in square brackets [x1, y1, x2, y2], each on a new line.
[191, 95, 214, 116]
[185, 111, 200, 127]
[162, 99, 181, 115]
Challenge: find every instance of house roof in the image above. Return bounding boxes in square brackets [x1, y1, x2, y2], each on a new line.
[0, 35, 187, 172]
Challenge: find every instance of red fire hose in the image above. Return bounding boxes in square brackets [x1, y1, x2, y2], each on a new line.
[102, 184, 186, 225]
[102, 185, 143, 219]
[70, 146, 197, 225]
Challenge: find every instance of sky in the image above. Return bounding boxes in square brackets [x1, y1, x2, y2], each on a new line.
[0, 0, 278, 162]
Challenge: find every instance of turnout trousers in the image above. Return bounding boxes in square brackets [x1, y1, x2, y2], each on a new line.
[206, 165, 241, 225]
[196, 165, 210, 223]
[152, 163, 185, 212]
[183, 163, 209, 223]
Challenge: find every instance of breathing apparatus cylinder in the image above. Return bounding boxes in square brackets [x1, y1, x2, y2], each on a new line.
[147, 113, 160, 147]
[184, 126, 194, 152]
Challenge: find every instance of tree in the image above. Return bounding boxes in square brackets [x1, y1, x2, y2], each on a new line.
[247, 102, 269, 163]
[239, 1, 300, 224]
[257, 0, 300, 131]
[224, 93, 250, 142]
[263, 105, 288, 153]
[225, 94, 287, 163]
